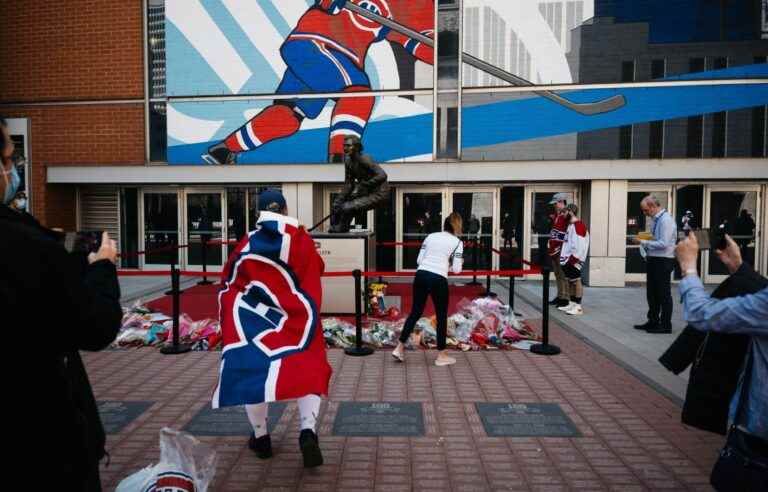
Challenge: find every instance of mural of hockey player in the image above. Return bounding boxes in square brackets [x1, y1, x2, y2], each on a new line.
[329, 135, 388, 233]
[202, 0, 434, 166]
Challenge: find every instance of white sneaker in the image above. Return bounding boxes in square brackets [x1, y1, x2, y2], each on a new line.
[565, 304, 583, 315]
[391, 348, 404, 362]
[558, 301, 575, 311]
[435, 355, 456, 366]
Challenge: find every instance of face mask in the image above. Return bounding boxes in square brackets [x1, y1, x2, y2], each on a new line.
[3, 164, 21, 205]
[13, 198, 27, 211]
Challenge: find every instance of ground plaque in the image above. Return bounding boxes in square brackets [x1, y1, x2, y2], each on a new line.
[182, 403, 287, 436]
[476, 403, 581, 437]
[98, 401, 154, 434]
[332, 402, 424, 436]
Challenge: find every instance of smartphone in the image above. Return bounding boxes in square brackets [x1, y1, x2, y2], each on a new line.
[692, 228, 727, 250]
[64, 231, 104, 254]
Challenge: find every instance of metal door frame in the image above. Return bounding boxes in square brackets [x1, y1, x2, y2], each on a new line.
[139, 187, 182, 270]
[624, 184, 674, 283]
[396, 187, 448, 271]
[182, 187, 228, 272]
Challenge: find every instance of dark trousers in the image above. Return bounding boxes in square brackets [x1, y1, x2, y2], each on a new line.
[399, 270, 448, 350]
[646, 257, 675, 328]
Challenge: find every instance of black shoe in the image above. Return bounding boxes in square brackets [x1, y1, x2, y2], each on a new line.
[299, 429, 323, 468]
[248, 433, 272, 459]
[633, 322, 657, 331]
[548, 298, 562, 306]
[556, 298, 570, 308]
[646, 325, 672, 334]
[202, 142, 237, 165]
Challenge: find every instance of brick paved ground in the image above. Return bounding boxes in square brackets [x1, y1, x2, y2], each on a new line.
[90, 319, 722, 491]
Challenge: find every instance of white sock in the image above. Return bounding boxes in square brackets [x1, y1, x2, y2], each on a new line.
[298, 394, 322, 432]
[245, 403, 269, 438]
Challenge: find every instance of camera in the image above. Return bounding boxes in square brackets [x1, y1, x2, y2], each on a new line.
[64, 231, 103, 254]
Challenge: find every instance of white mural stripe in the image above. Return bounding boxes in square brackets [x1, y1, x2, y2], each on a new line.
[222, 0, 287, 77]
[166, 0, 252, 93]
[166, 104, 225, 144]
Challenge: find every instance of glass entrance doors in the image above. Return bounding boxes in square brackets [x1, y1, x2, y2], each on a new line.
[185, 191, 225, 270]
[625, 186, 672, 282]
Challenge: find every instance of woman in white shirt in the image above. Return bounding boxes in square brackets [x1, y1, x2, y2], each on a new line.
[392, 212, 464, 366]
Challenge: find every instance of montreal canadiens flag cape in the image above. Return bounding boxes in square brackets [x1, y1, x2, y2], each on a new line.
[213, 211, 331, 408]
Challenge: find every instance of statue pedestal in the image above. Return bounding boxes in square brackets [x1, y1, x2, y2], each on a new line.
[312, 231, 376, 314]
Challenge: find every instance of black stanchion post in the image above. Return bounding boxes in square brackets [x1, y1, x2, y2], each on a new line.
[531, 265, 561, 356]
[483, 235, 496, 297]
[197, 237, 213, 286]
[161, 264, 191, 355]
[467, 238, 481, 286]
[345, 269, 374, 357]
[508, 274, 522, 317]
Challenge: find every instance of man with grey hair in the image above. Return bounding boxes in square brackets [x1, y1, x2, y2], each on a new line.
[632, 195, 678, 334]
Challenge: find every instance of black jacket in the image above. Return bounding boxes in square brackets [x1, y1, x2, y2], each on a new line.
[659, 263, 767, 435]
[0, 204, 122, 490]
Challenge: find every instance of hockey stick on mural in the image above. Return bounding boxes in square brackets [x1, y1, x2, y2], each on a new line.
[344, 1, 626, 115]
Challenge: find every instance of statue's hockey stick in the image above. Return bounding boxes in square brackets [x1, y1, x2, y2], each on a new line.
[344, 1, 625, 115]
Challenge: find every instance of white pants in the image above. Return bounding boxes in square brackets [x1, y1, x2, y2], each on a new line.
[245, 394, 321, 437]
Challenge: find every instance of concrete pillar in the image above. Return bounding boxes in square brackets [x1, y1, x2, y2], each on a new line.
[282, 183, 315, 228]
[585, 179, 628, 287]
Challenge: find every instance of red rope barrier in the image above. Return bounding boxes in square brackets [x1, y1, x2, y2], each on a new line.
[117, 267, 541, 279]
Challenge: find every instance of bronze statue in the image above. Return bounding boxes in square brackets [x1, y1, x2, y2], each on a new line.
[329, 135, 389, 233]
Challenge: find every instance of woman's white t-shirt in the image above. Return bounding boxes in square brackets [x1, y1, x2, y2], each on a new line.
[416, 231, 464, 278]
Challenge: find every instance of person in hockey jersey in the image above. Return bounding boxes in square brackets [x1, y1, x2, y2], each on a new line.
[213, 189, 332, 468]
[203, 0, 435, 165]
[329, 135, 389, 232]
[558, 204, 590, 316]
[547, 193, 571, 308]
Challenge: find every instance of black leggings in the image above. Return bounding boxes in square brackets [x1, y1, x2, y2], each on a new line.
[399, 270, 449, 350]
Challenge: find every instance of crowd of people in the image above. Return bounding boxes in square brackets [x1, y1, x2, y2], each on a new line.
[2, 109, 765, 489]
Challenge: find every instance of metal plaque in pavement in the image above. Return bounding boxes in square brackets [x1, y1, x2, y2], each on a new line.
[182, 403, 287, 436]
[332, 402, 424, 437]
[476, 403, 581, 437]
[98, 401, 154, 434]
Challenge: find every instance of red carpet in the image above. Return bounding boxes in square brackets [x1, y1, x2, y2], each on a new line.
[145, 281, 487, 321]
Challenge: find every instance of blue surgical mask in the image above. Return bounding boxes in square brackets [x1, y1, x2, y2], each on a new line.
[13, 198, 27, 211]
[3, 164, 21, 205]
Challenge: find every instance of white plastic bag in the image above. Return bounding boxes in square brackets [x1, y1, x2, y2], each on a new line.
[115, 427, 217, 492]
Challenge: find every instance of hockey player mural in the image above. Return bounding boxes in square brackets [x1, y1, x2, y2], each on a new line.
[201, 0, 434, 166]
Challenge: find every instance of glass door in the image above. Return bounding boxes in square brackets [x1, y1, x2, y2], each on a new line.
[141, 190, 180, 269]
[397, 188, 446, 270]
[185, 190, 226, 271]
[703, 185, 762, 284]
[499, 186, 525, 270]
[448, 189, 498, 272]
[625, 186, 672, 283]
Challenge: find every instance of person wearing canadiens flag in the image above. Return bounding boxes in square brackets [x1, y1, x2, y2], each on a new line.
[213, 189, 331, 468]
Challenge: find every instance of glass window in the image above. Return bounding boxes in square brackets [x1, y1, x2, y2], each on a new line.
[144, 192, 179, 265]
[687, 116, 703, 157]
[711, 111, 726, 158]
[226, 188, 246, 256]
[621, 61, 635, 82]
[673, 185, 704, 278]
[651, 59, 666, 79]
[120, 188, 139, 269]
[402, 193, 442, 269]
[500, 187, 524, 270]
[147, 0, 166, 98]
[453, 192, 493, 270]
[149, 102, 167, 162]
[649, 120, 664, 158]
[374, 189, 396, 271]
[625, 191, 669, 274]
[709, 191, 758, 275]
[186, 193, 223, 267]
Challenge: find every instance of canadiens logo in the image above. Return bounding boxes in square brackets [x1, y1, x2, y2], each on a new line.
[347, 0, 392, 33]
[143, 471, 196, 492]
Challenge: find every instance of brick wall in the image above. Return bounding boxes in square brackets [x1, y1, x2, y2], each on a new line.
[2, 105, 145, 226]
[0, 1, 145, 227]
[0, 0, 144, 102]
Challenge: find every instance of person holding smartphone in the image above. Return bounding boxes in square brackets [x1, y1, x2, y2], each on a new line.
[1, 117, 122, 491]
